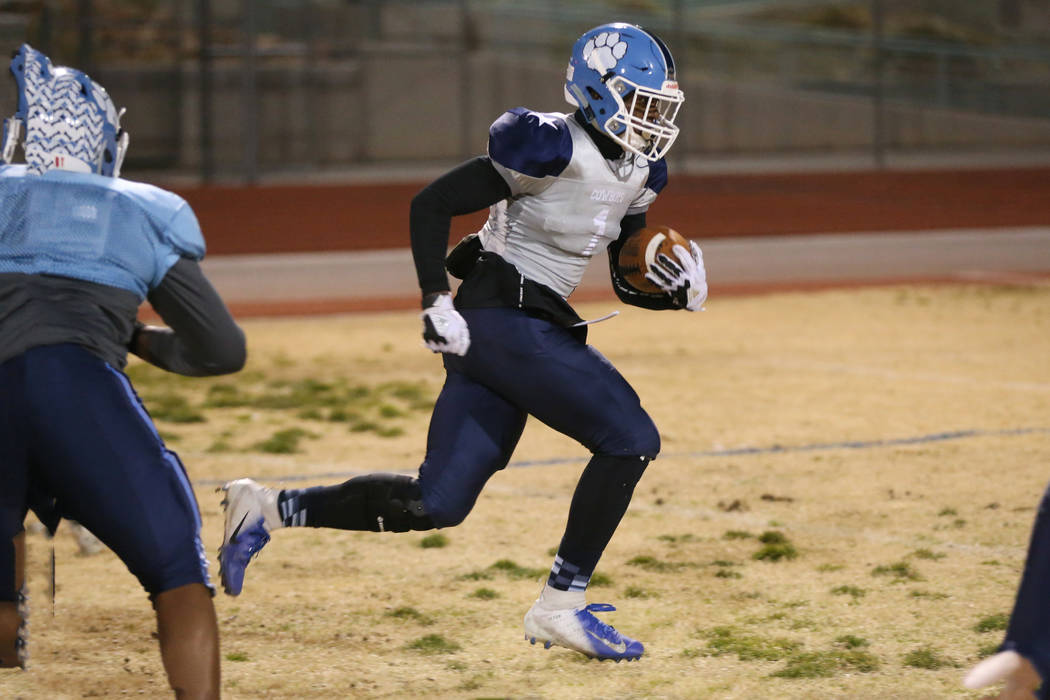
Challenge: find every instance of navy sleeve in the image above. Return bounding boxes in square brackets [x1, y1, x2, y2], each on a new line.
[488, 108, 573, 179]
[644, 158, 668, 195]
[134, 257, 246, 376]
[410, 157, 511, 296]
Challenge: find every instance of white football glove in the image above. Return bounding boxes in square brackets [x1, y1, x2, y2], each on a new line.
[421, 293, 470, 356]
[645, 240, 708, 311]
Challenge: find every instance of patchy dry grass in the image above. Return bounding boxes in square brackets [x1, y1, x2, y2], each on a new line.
[8, 283, 1050, 698]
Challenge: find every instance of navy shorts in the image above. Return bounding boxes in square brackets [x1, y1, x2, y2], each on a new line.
[0, 344, 210, 599]
[418, 307, 660, 527]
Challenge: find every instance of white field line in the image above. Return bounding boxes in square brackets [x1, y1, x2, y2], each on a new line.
[191, 428, 1047, 560]
[758, 358, 1050, 393]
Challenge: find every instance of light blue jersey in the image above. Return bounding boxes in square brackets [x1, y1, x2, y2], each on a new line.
[0, 164, 204, 299]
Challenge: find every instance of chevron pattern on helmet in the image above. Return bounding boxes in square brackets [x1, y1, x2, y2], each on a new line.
[22, 51, 105, 174]
[6, 44, 121, 175]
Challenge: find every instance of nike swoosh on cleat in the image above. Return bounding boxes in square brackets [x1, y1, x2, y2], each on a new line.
[586, 630, 628, 655]
[228, 512, 249, 544]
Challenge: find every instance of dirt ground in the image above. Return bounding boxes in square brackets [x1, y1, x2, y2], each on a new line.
[4, 283, 1049, 699]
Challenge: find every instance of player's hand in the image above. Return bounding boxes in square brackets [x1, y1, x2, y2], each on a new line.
[645, 240, 707, 311]
[964, 651, 1043, 700]
[421, 293, 470, 356]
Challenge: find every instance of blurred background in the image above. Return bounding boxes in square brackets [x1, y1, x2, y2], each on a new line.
[2, 0, 1049, 184]
[2, 0, 1049, 311]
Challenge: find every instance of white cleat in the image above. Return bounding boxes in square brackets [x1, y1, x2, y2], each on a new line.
[964, 650, 1043, 700]
[524, 601, 644, 661]
[218, 479, 281, 596]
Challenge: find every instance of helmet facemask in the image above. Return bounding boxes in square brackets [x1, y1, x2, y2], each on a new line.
[603, 76, 683, 161]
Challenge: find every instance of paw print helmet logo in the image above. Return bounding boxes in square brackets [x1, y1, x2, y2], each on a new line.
[564, 23, 684, 162]
[2, 44, 129, 177]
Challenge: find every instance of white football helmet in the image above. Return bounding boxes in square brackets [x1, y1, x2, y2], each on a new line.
[2, 44, 129, 176]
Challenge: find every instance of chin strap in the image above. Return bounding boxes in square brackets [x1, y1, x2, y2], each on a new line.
[567, 84, 595, 124]
[111, 128, 129, 178]
[1, 118, 22, 164]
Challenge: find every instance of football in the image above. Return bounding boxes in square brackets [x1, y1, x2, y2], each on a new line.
[617, 225, 690, 293]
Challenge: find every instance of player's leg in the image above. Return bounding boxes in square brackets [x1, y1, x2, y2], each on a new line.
[21, 345, 219, 695]
[217, 471, 433, 596]
[280, 370, 527, 529]
[219, 368, 527, 595]
[272, 472, 433, 533]
[0, 355, 30, 670]
[965, 481, 1050, 700]
[456, 308, 659, 577]
[0, 530, 27, 670]
[450, 308, 658, 660]
[154, 583, 220, 699]
[416, 368, 529, 526]
[523, 455, 651, 662]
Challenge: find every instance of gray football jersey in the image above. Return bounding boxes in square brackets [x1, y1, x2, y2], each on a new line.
[481, 109, 668, 298]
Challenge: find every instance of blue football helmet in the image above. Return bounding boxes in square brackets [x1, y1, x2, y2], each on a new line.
[1, 44, 128, 176]
[564, 23, 684, 161]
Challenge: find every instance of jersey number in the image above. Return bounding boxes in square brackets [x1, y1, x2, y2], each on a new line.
[583, 207, 610, 256]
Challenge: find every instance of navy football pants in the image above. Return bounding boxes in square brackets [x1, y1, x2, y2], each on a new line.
[0, 344, 210, 601]
[418, 307, 660, 527]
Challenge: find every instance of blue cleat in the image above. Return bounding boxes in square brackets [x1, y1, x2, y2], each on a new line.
[523, 601, 644, 661]
[217, 517, 270, 596]
[218, 479, 280, 596]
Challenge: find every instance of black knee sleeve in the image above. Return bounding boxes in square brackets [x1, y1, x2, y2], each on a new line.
[287, 474, 436, 533]
[360, 474, 434, 533]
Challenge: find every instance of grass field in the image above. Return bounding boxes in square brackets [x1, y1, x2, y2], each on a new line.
[5, 282, 1050, 699]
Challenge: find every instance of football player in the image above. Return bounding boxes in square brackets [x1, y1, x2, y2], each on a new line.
[964, 482, 1050, 700]
[0, 45, 245, 697]
[220, 22, 705, 662]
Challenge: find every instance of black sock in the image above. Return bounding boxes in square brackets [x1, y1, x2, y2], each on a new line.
[547, 454, 650, 590]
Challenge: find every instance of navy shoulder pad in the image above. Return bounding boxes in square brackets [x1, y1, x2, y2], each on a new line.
[488, 108, 572, 179]
[644, 158, 668, 194]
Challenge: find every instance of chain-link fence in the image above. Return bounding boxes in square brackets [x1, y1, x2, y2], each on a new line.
[2, 0, 1048, 182]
